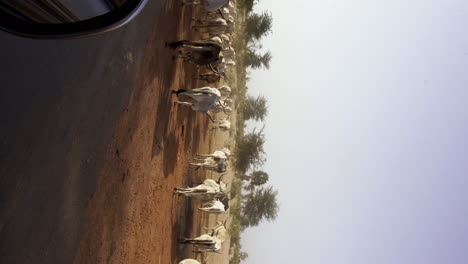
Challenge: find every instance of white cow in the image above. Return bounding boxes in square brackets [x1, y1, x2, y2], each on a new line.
[199, 200, 226, 214]
[204, 220, 228, 242]
[221, 98, 233, 106]
[217, 85, 232, 97]
[207, 35, 229, 49]
[207, 36, 223, 46]
[179, 259, 201, 264]
[195, 148, 231, 160]
[190, 156, 228, 173]
[220, 7, 230, 17]
[225, 15, 235, 25]
[173, 87, 221, 118]
[174, 179, 227, 199]
[192, 18, 231, 35]
[220, 33, 231, 40]
[222, 6, 237, 19]
[219, 34, 231, 44]
[182, 234, 222, 252]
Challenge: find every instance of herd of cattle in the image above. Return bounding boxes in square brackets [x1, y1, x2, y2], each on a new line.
[169, 1, 239, 263]
[176, 147, 231, 254]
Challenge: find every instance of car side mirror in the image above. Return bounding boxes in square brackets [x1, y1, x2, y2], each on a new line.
[0, 0, 148, 38]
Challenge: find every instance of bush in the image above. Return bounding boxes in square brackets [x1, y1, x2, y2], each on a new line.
[233, 128, 266, 173]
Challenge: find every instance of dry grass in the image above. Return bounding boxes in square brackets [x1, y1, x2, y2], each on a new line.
[228, 5, 250, 264]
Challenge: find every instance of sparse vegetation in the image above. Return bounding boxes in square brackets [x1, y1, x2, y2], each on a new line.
[229, 2, 279, 264]
[241, 185, 279, 227]
[243, 170, 269, 191]
[243, 94, 269, 121]
[238, 0, 257, 13]
[245, 49, 272, 70]
[233, 127, 267, 174]
[245, 11, 273, 41]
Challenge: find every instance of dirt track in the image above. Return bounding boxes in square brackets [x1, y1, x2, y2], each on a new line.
[74, 2, 231, 264]
[0, 0, 232, 263]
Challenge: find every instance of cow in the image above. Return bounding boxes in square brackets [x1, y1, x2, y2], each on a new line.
[174, 177, 227, 201]
[199, 199, 227, 214]
[190, 156, 228, 173]
[172, 87, 221, 120]
[181, 233, 222, 253]
[166, 40, 223, 65]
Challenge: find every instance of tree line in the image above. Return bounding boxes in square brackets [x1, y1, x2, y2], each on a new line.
[231, 1, 277, 263]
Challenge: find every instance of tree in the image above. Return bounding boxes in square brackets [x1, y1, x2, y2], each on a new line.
[246, 11, 273, 41]
[249, 170, 269, 186]
[244, 95, 268, 121]
[234, 127, 267, 173]
[239, 0, 258, 12]
[239, 251, 249, 261]
[245, 49, 272, 70]
[241, 185, 279, 227]
[243, 170, 269, 191]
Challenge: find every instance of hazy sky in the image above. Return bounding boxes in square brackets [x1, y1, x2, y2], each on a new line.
[242, 1, 468, 264]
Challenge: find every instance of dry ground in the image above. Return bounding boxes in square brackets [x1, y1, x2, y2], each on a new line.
[74, 2, 235, 264]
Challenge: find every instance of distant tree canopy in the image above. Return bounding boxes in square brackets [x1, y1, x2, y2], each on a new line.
[245, 49, 272, 70]
[246, 11, 273, 41]
[243, 170, 269, 191]
[249, 170, 269, 186]
[241, 185, 279, 227]
[244, 94, 268, 121]
[239, 0, 258, 12]
[234, 128, 267, 173]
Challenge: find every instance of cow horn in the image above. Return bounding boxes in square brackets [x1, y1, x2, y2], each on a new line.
[205, 112, 215, 122]
[218, 9, 228, 20]
[209, 64, 220, 74]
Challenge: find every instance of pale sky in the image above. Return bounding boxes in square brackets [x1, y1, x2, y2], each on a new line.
[242, 1, 468, 264]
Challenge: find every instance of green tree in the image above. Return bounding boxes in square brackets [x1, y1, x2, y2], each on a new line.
[241, 185, 279, 227]
[239, 0, 257, 12]
[244, 95, 268, 121]
[249, 170, 269, 186]
[234, 127, 267, 173]
[246, 11, 273, 41]
[243, 170, 269, 191]
[245, 49, 273, 70]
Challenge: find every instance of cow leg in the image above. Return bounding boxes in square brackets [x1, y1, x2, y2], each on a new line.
[174, 187, 192, 193]
[173, 52, 192, 62]
[175, 101, 193, 107]
[182, 1, 201, 6]
[190, 162, 208, 168]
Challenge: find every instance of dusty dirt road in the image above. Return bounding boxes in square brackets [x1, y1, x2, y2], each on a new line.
[74, 1, 207, 263]
[74, 2, 234, 264]
[1, 1, 232, 264]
